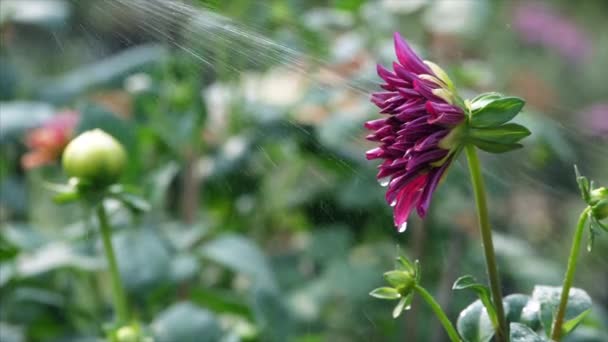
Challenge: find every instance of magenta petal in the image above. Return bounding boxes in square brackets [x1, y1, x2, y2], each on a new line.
[393, 32, 431, 75]
[416, 157, 452, 217]
[393, 173, 428, 229]
[365, 147, 384, 160]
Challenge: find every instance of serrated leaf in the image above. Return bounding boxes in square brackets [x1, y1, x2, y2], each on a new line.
[370, 287, 400, 300]
[468, 124, 531, 144]
[531, 286, 592, 336]
[453, 275, 498, 327]
[471, 139, 523, 153]
[457, 299, 496, 342]
[509, 323, 549, 342]
[471, 96, 525, 127]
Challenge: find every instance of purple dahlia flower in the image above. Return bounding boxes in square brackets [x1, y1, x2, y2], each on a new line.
[366, 33, 464, 232]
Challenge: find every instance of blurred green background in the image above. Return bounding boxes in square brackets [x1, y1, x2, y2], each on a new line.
[0, 0, 607, 341]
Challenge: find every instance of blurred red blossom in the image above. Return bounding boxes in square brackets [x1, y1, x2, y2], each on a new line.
[21, 110, 79, 169]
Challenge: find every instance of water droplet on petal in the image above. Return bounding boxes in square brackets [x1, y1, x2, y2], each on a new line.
[398, 221, 408, 233]
[405, 305, 412, 311]
[390, 199, 397, 207]
[378, 177, 390, 187]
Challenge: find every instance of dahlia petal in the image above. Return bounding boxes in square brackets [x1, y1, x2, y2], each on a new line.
[413, 79, 441, 101]
[406, 149, 448, 171]
[364, 118, 388, 131]
[416, 157, 452, 217]
[393, 173, 428, 229]
[425, 101, 465, 125]
[365, 147, 385, 160]
[414, 130, 449, 151]
[393, 32, 431, 75]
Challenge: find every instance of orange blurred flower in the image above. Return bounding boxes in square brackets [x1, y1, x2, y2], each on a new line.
[21, 111, 79, 169]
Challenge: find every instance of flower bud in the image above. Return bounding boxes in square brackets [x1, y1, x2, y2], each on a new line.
[115, 325, 138, 342]
[384, 270, 416, 296]
[62, 129, 127, 186]
[592, 199, 608, 221]
[590, 187, 608, 205]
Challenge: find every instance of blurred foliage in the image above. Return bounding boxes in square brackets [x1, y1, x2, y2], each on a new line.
[0, 0, 607, 341]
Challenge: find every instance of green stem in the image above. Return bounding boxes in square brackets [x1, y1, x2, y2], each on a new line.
[464, 145, 508, 342]
[414, 285, 461, 342]
[550, 207, 590, 341]
[96, 203, 129, 324]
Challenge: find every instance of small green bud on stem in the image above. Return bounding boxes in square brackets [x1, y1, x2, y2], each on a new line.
[62, 129, 127, 187]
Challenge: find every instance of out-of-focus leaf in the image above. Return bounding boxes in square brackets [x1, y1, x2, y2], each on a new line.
[38, 44, 167, 103]
[456, 299, 495, 342]
[151, 302, 222, 342]
[113, 229, 171, 292]
[199, 234, 276, 291]
[169, 254, 199, 283]
[531, 286, 592, 336]
[510, 323, 549, 342]
[251, 286, 292, 342]
[15, 242, 103, 279]
[0, 102, 54, 142]
[453, 275, 497, 326]
[0, 321, 24, 342]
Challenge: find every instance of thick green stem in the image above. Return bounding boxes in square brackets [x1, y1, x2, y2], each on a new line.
[97, 203, 129, 324]
[464, 145, 508, 342]
[414, 285, 461, 342]
[550, 207, 590, 341]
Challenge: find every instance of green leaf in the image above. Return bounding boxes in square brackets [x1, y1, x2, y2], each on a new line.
[504, 294, 539, 330]
[509, 323, 549, 342]
[457, 299, 495, 342]
[392, 293, 413, 318]
[471, 139, 523, 153]
[453, 275, 498, 327]
[395, 255, 415, 273]
[531, 286, 592, 336]
[369, 287, 401, 300]
[471, 96, 525, 128]
[561, 308, 591, 335]
[574, 165, 591, 203]
[151, 302, 222, 342]
[114, 229, 171, 292]
[114, 193, 151, 213]
[469, 92, 503, 111]
[468, 124, 531, 144]
[199, 234, 277, 291]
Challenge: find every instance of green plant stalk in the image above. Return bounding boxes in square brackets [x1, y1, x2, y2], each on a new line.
[97, 203, 129, 324]
[550, 207, 590, 341]
[414, 285, 461, 342]
[464, 144, 508, 342]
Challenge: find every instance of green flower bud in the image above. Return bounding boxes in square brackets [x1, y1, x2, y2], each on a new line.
[590, 187, 608, 205]
[384, 270, 416, 296]
[115, 325, 138, 342]
[62, 129, 127, 187]
[592, 199, 608, 221]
